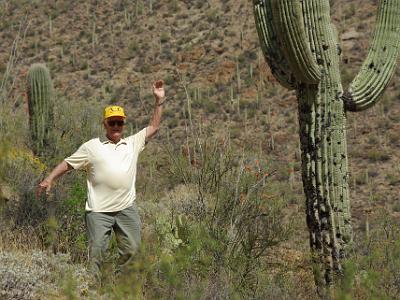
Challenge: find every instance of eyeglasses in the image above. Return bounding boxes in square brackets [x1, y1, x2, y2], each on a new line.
[107, 120, 125, 127]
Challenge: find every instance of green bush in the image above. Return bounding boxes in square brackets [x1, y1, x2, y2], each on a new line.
[160, 32, 170, 44]
[152, 135, 293, 297]
[56, 179, 87, 262]
[335, 212, 400, 299]
[366, 149, 391, 162]
[167, 0, 179, 13]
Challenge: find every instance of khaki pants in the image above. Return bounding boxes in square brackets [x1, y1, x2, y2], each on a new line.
[85, 202, 141, 282]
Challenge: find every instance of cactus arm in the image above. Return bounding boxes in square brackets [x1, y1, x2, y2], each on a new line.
[253, 0, 297, 89]
[271, 0, 321, 84]
[343, 0, 400, 112]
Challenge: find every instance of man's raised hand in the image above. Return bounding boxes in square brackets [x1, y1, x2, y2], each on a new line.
[153, 80, 165, 103]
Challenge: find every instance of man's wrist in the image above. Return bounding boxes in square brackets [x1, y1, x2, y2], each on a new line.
[156, 98, 166, 106]
[44, 178, 53, 184]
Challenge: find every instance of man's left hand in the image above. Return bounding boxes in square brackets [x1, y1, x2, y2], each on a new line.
[153, 80, 165, 103]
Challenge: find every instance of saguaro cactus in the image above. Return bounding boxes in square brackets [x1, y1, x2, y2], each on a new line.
[253, 0, 399, 287]
[27, 63, 54, 156]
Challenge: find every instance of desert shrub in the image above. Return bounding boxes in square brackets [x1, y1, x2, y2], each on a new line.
[164, 74, 174, 86]
[386, 172, 400, 186]
[160, 31, 170, 44]
[335, 212, 400, 299]
[206, 8, 220, 24]
[139, 134, 294, 298]
[55, 178, 87, 262]
[1, 147, 48, 227]
[167, 0, 179, 13]
[125, 40, 139, 58]
[139, 63, 151, 74]
[167, 118, 179, 129]
[366, 149, 391, 162]
[0, 250, 91, 300]
[192, 94, 218, 114]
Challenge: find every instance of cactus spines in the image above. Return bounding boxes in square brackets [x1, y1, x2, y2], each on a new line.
[253, 0, 399, 288]
[27, 63, 54, 156]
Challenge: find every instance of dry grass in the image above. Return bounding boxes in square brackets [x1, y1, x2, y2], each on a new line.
[0, 249, 92, 300]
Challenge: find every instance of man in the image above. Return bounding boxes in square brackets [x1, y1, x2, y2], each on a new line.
[36, 80, 165, 281]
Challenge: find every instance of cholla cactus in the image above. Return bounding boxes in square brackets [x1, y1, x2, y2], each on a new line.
[253, 0, 399, 287]
[27, 63, 54, 156]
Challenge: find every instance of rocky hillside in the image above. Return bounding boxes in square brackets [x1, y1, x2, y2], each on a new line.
[1, 0, 399, 227]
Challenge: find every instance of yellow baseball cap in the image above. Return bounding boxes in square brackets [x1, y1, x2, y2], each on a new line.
[103, 105, 126, 119]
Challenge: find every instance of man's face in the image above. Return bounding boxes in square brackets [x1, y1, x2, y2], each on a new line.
[104, 116, 125, 142]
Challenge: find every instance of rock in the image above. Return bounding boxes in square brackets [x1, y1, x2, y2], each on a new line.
[341, 28, 361, 40]
[211, 42, 224, 54]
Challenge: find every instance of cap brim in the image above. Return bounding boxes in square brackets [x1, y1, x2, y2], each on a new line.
[104, 113, 126, 119]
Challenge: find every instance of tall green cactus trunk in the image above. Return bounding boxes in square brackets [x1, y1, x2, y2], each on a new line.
[253, 0, 399, 289]
[27, 63, 54, 157]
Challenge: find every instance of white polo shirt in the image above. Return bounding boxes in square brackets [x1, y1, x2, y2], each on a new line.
[64, 128, 146, 212]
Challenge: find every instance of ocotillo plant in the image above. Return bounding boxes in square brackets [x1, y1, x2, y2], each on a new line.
[27, 63, 54, 156]
[253, 0, 399, 288]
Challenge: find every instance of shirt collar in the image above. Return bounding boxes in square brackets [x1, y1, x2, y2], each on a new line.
[99, 136, 127, 145]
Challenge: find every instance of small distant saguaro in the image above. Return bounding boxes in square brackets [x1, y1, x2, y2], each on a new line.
[27, 63, 54, 156]
[253, 0, 399, 291]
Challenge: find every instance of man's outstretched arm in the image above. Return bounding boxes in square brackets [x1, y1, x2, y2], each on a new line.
[146, 80, 165, 141]
[36, 161, 73, 198]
